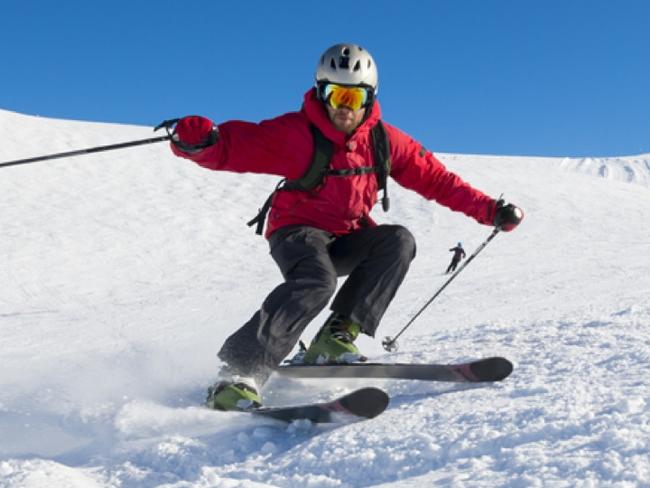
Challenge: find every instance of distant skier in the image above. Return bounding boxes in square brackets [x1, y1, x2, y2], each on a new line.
[446, 242, 466, 274]
[168, 43, 524, 411]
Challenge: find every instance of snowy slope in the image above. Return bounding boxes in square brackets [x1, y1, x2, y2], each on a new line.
[1, 108, 649, 487]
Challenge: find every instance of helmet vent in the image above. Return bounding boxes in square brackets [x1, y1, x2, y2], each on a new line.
[330, 58, 337, 70]
[339, 56, 350, 69]
[353, 60, 361, 72]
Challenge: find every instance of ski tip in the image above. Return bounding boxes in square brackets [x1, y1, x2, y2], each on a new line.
[469, 357, 514, 381]
[339, 387, 389, 419]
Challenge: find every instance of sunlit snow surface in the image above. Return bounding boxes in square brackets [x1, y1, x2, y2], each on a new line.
[1, 109, 649, 487]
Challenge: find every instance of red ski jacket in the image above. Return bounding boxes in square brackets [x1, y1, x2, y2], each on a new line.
[172, 89, 497, 239]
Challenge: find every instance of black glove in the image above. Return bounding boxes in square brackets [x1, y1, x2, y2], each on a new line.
[493, 199, 524, 231]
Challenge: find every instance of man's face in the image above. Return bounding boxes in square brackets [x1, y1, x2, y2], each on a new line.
[326, 104, 366, 134]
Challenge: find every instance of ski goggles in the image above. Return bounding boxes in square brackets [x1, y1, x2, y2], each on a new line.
[320, 83, 372, 111]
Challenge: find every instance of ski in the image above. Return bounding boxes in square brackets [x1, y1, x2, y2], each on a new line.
[276, 356, 513, 383]
[251, 387, 389, 423]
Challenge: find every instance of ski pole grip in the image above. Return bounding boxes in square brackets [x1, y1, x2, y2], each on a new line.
[154, 118, 180, 132]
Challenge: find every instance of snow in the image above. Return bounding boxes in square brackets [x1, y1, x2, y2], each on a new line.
[1, 107, 649, 487]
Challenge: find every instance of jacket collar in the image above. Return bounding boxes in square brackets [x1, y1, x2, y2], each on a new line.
[302, 88, 382, 145]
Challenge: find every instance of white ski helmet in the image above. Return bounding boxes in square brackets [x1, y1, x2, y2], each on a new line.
[315, 43, 378, 94]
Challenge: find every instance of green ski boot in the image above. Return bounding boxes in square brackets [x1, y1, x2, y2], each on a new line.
[206, 380, 262, 411]
[303, 313, 367, 364]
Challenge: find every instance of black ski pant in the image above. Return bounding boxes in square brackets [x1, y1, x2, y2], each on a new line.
[217, 224, 417, 385]
[446, 258, 460, 274]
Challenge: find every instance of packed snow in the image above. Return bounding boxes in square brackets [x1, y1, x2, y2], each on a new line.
[1, 108, 649, 487]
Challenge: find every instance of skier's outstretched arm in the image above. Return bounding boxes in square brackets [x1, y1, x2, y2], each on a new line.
[168, 114, 310, 179]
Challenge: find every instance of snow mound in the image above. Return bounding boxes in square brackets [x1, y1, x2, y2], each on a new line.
[560, 155, 650, 187]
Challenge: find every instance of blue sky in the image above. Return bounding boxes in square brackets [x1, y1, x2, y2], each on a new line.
[1, 0, 648, 157]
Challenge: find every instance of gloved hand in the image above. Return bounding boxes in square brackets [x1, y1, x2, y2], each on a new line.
[493, 199, 524, 231]
[172, 115, 218, 153]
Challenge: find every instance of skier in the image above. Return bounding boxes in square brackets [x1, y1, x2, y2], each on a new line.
[169, 43, 524, 411]
[446, 242, 466, 274]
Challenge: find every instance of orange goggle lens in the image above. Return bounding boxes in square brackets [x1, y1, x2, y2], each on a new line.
[323, 84, 370, 111]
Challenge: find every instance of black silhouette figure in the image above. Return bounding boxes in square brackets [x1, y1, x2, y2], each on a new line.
[446, 242, 466, 274]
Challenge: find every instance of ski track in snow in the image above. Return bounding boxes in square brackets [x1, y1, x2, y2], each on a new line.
[1, 109, 649, 487]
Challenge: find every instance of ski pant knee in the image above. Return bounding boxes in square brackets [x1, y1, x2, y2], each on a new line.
[388, 225, 417, 263]
[330, 225, 416, 335]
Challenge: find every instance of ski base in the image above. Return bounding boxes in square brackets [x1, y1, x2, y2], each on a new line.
[251, 387, 389, 423]
[276, 357, 513, 383]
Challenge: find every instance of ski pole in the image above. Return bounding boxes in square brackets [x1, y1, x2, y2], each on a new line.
[0, 134, 171, 169]
[382, 227, 500, 352]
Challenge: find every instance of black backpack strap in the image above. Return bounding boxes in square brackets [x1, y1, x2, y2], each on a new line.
[371, 120, 391, 211]
[246, 179, 286, 235]
[284, 125, 333, 191]
[247, 126, 334, 235]
[328, 167, 376, 176]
